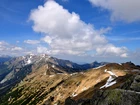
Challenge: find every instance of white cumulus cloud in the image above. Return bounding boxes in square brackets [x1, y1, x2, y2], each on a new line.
[29, 0, 127, 57]
[37, 46, 49, 54]
[0, 41, 33, 56]
[11, 47, 23, 51]
[24, 40, 40, 45]
[0, 41, 9, 51]
[89, 0, 140, 22]
[96, 44, 128, 57]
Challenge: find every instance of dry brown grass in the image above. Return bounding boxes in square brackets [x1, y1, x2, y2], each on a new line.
[7, 64, 128, 105]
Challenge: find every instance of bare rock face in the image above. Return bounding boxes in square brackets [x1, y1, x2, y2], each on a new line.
[90, 89, 140, 105]
[130, 75, 140, 92]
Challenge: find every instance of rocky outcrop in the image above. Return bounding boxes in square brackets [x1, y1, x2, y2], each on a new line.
[90, 89, 140, 105]
[130, 75, 140, 92]
[65, 74, 140, 105]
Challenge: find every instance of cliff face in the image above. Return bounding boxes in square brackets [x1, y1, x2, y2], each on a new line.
[65, 74, 140, 105]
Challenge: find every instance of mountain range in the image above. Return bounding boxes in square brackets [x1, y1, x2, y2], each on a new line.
[0, 54, 140, 105]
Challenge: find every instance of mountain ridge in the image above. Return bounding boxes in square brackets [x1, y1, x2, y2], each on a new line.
[0, 54, 107, 97]
[0, 54, 139, 105]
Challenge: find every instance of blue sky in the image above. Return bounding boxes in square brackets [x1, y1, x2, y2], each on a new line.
[0, 0, 140, 64]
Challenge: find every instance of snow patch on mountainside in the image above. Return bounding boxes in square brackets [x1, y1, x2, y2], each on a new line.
[24, 58, 32, 65]
[81, 86, 90, 91]
[72, 93, 78, 97]
[70, 72, 78, 76]
[100, 69, 118, 89]
[94, 65, 106, 69]
[27, 59, 32, 64]
[49, 75, 55, 77]
[105, 69, 118, 77]
[0, 78, 7, 84]
[72, 85, 80, 97]
[52, 65, 55, 68]
[100, 76, 117, 89]
[118, 63, 122, 65]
